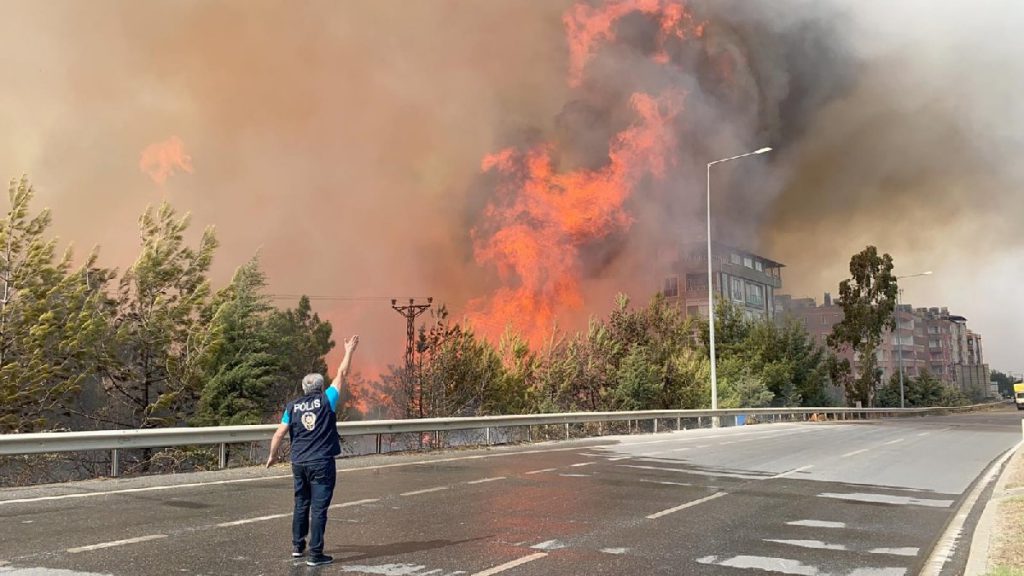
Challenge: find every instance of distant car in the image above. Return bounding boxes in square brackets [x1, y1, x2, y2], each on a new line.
[1014, 383, 1024, 410]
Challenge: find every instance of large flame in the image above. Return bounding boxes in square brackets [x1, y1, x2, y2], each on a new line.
[139, 136, 193, 185]
[564, 0, 704, 86]
[468, 91, 682, 344]
[467, 0, 698, 346]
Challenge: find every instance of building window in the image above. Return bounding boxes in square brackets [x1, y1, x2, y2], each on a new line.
[662, 276, 679, 298]
[743, 256, 753, 268]
[730, 253, 742, 265]
[754, 260, 763, 272]
[686, 273, 707, 292]
[731, 277, 743, 302]
[821, 316, 828, 326]
[686, 306, 699, 318]
[745, 282, 764, 307]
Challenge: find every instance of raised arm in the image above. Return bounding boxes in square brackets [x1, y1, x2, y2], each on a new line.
[330, 335, 360, 393]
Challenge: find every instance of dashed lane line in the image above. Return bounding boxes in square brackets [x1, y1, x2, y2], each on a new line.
[216, 514, 289, 527]
[647, 491, 727, 519]
[787, 520, 846, 529]
[218, 498, 380, 527]
[467, 477, 506, 485]
[67, 535, 167, 554]
[842, 448, 869, 458]
[470, 552, 548, 576]
[524, 468, 557, 475]
[400, 486, 449, 497]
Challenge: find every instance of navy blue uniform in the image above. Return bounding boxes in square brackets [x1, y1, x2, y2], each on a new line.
[281, 387, 340, 556]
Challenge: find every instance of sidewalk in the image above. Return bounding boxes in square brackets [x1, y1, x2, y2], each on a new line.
[966, 437, 1024, 576]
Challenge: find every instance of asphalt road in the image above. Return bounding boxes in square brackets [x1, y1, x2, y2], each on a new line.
[1, 407, 1020, 576]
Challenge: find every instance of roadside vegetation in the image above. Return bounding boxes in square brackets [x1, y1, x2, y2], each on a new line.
[0, 177, 984, 482]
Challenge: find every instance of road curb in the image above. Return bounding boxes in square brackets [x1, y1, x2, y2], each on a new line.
[964, 436, 1024, 576]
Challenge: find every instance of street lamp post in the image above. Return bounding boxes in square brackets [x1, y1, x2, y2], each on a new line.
[894, 271, 933, 408]
[706, 147, 772, 414]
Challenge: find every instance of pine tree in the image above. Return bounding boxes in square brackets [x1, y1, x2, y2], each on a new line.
[101, 203, 218, 428]
[0, 177, 112, 432]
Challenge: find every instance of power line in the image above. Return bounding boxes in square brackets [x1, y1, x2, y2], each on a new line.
[266, 294, 433, 302]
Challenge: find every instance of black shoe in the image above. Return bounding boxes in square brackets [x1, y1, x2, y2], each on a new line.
[291, 544, 305, 558]
[306, 554, 333, 567]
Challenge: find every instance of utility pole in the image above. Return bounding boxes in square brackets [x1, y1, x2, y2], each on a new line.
[392, 297, 432, 417]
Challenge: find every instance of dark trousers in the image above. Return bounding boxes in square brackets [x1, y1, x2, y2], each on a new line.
[291, 458, 337, 555]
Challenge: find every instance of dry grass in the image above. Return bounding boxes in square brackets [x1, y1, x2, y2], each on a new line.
[989, 495, 1024, 572]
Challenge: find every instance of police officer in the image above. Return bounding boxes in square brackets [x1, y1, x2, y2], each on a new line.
[267, 335, 359, 567]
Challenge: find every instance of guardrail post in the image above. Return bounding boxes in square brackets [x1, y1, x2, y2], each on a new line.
[565, 423, 570, 441]
[218, 443, 227, 469]
[486, 427, 491, 446]
[676, 417, 681, 431]
[653, 419, 658, 434]
[375, 434, 382, 454]
[111, 449, 120, 478]
[598, 422, 603, 436]
[527, 426, 532, 443]
[697, 416, 703, 428]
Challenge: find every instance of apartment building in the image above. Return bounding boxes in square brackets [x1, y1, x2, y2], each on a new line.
[776, 296, 988, 394]
[661, 242, 784, 322]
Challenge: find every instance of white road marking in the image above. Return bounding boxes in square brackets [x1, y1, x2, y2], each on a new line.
[639, 479, 692, 487]
[882, 438, 905, 446]
[216, 513, 290, 527]
[698, 555, 908, 576]
[647, 491, 726, 519]
[339, 563, 465, 575]
[570, 462, 594, 468]
[842, 448, 869, 457]
[214, 498, 378, 528]
[766, 539, 847, 551]
[818, 492, 953, 508]
[619, 464, 764, 480]
[559, 473, 590, 477]
[608, 457, 630, 461]
[601, 548, 629, 554]
[869, 547, 919, 557]
[467, 477, 506, 485]
[920, 439, 1024, 576]
[332, 498, 381, 508]
[768, 465, 814, 480]
[400, 486, 449, 497]
[696, 554, 819, 575]
[787, 520, 846, 529]
[524, 468, 557, 475]
[470, 552, 547, 576]
[531, 540, 565, 550]
[67, 535, 167, 553]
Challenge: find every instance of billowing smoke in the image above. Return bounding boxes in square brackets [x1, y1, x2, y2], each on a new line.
[1, 0, 1021, 387]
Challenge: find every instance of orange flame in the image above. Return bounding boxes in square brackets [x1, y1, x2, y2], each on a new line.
[468, 92, 682, 345]
[139, 136, 193, 185]
[564, 0, 704, 86]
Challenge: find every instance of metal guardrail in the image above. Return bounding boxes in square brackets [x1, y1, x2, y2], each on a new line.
[0, 405, 998, 478]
